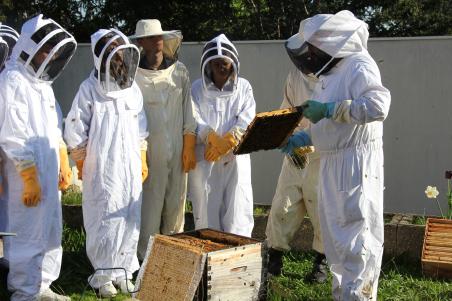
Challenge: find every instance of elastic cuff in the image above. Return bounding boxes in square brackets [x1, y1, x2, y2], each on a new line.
[140, 139, 148, 151]
[331, 99, 353, 123]
[230, 127, 245, 141]
[16, 160, 35, 172]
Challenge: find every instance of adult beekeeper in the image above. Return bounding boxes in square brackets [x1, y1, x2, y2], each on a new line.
[0, 14, 76, 301]
[64, 28, 148, 297]
[0, 24, 18, 234]
[130, 19, 196, 260]
[265, 66, 327, 281]
[189, 34, 256, 237]
[281, 11, 391, 300]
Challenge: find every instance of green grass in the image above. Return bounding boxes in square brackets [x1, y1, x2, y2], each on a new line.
[254, 205, 270, 216]
[268, 252, 452, 301]
[0, 225, 132, 300]
[2, 219, 450, 300]
[62, 185, 82, 206]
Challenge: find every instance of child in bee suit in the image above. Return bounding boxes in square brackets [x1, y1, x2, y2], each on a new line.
[64, 28, 148, 298]
[0, 14, 76, 301]
[189, 34, 256, 237]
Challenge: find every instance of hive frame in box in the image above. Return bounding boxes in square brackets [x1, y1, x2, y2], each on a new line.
[421, 218, 452, 279]
[233, 106, 304, 155]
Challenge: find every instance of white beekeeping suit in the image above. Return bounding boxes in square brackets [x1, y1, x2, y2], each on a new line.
[64, 29, 148, 296]
[132, 20, 196, 260]
[284, 11, 391, 300]
[265, 67, 325, 275]
[0, 14, 76, 301]
[0, 28, 11, 234]
[189, 34, 256, 237]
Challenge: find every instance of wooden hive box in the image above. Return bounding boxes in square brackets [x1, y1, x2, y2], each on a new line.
[135, 229, 267, 301]
[421, 218, 452, 278]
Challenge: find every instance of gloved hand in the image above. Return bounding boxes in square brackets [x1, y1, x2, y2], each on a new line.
[280, 131, 312, 155]
[59, 147, 72, 191]
[76, 160, 84, 181]
[204, 144, 222, 162]
[20, 165, 41, 207]
[182, 134, 197, 172]
[222, 132, 238, 150]
[141, 150, 148, 183]
[302, 100, 335, 124]
[207, 131, 231, 155]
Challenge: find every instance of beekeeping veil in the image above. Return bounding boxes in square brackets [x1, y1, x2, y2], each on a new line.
[285, 10, 368, 77]
[0, 36, 7, 70]
[91, 28, 140, 94]
[12, 14, 77, 82]
[0, 24, 19, 58]
[200, 34, 239, 97]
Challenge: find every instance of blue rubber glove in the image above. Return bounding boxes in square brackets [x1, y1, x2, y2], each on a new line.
[280, 131, 312, 155]
[302, 100, 335, 124]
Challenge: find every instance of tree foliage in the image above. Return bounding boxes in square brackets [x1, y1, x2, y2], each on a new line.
[1, 0, 451, 42]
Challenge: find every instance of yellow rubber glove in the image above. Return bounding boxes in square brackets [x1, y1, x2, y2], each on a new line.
[76, 160, 84, 181]
[20, 165, 41, 207]
[204, 143, 222, 162]
[182, 134, 197, 172]
[207, 131, 230, 155]
[141, 150, 148, 183]
[59, 147, 72, 191]
[222, 132, 238, 151]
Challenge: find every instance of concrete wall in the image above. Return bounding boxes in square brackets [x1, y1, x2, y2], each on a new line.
[53, 37, 452, 215]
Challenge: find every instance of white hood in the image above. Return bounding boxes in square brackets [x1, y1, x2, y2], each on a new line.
[91, 28, 140, 96]
[0, 23, 19, 59]
[287, 10, 368, 59]
[9, 14, 77, 82]
[200, 33, 240, 98]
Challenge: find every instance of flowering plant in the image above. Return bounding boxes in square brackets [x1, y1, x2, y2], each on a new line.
[425, 171, 452, 219]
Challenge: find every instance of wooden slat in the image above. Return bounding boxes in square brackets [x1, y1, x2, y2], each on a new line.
[426, 232, 452, 238]
[208, 244, 262, 264]
[422, 218, 452, 278]
[424, 250, 452, 256]
[424, 254, 452, 262]
[425, 245, 452, 253]
[206, 241, 264, 301]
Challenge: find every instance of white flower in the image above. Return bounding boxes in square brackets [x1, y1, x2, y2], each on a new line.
[425, 186, 439, 199]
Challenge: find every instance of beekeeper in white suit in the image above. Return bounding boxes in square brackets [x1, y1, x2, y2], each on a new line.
[189, 34, 256, 237]
[265, 65, 327, 281]
[281, 11, 390, 300]
[0, 26, 14, 234]
[0, 14, 76, 301]
[64, 28, 148, 297]
[130, 19, 196, 260]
